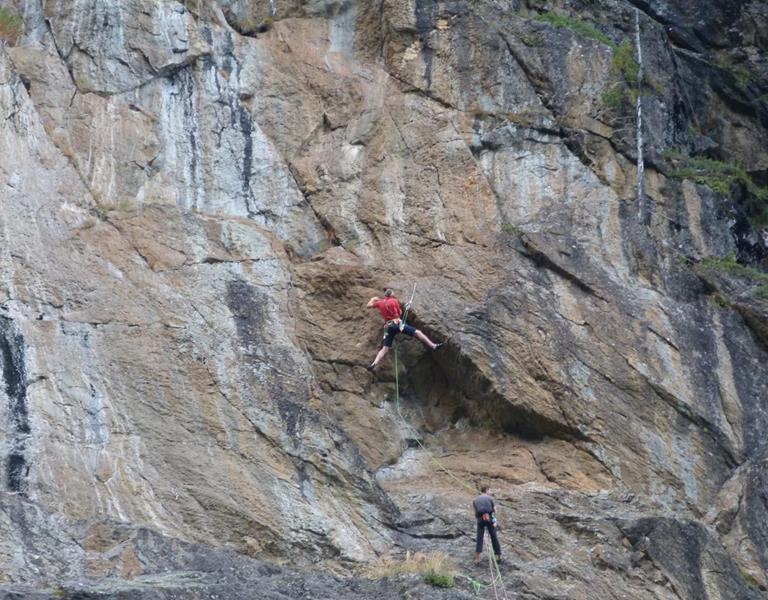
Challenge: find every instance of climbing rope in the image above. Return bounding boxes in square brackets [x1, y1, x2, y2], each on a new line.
[393, 347, 475, 495]
[399, 283, 417, 332]
[489, 547, 509, 600]
[488, 544, 500, 600]
[391, 288, 511, 600]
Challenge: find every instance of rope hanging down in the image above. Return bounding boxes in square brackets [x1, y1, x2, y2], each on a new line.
[391, 286, 510, 600]
[399, 283, 417, 332]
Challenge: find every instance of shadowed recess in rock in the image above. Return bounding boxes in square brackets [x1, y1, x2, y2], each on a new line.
[239, 103, 254, 202]
[398, 315, 585, 441]
[414, 0, 440, 88]
[226, 279, 269, 350]
[0, 316, 30, 493]
[623, 516, 762, 599]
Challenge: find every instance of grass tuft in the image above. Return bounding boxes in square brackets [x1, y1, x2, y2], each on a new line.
[699, 254, 768, 285]
[529, 11, 650, 115]
[533, 12, 614, 47]
[715, 53, 755, 89]
[424, 570, 455, 588]
[612, 40, 640, 84]
[697, 254, 768, 302]
[741, 568, 764, 590]
[368, 551, 457, 588]
[669, 157, 762, 197]
[667, 154, 768, 228]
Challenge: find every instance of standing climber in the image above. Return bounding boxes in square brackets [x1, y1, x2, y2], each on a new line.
[366, 288, 442, 371]
[473, 484, 502, 564]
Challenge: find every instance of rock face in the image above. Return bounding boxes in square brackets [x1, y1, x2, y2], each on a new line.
[1, 0, 767, 598]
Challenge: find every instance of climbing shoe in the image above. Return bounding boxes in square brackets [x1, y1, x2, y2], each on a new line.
[366, 363, 376, 372]
[433, 342, 445, 350]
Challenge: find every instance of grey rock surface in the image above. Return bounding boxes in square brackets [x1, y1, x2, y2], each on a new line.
[1, 0, 767, 598]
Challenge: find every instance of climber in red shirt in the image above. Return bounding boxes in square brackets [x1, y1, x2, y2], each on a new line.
[366, 288, 443, 371]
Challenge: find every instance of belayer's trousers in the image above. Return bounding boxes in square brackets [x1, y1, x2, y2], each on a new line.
[475, 520, 501, 557]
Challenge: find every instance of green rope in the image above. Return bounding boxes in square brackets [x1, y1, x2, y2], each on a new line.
[391, 290, 510, 600]
[465, 574, 489, 595]
[488, 545, 509, 600]
[393, 346, 476, 494]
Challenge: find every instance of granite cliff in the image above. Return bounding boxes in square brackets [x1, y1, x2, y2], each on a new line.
[1, 0, 767, 598]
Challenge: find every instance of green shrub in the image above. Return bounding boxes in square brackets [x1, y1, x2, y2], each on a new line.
[0, 7, 22, 46]
[698, 254, 768, 284]
[601, 88, 624, 109]
[533, 12, 614, 47]
[668, 154, 768, 228]
[671, 162, 733, 195]
[606, 40, 642, 110]
[698, 255, 768, 303]
[741, 568, 763, 590]
[501, 222, 522, 235]
[712, 293, 729, 308]
[699, 253, 743, 273]
[424, 570, 455, 588]
[612, 40, 640, 84]
[715, 53, 754, 89]
[601, 36, 642, 113]
[662, 148, 685, 161]
[732, 66, 753, 88]
[528, 11, 650, 115]
[529, 12, 654, 116]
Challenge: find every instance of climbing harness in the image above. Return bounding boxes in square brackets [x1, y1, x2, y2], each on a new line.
[391, 285, 510, 600]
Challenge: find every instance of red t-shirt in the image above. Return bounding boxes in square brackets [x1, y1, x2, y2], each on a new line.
[372, 297, 402, 321]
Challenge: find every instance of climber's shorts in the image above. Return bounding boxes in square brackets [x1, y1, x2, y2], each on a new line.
[383, 322, 416, 347]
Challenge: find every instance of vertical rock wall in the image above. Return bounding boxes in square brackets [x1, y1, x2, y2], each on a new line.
[1, 0, 767, 597]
